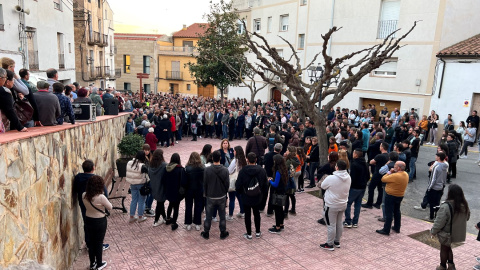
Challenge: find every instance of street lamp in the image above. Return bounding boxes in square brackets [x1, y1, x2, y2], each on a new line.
[307, 64, 341, 112]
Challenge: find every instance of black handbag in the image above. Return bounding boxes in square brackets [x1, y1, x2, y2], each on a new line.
[139, 181, 151, 196]
[89, 200, 110, 217]
[271, 193, 287, 206]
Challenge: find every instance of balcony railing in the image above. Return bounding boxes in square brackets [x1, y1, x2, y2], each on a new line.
[157, 46, 198, 56]
[87, 33, 95, 45]
[110, 45, 117, 56]
[166, 71, 183, 80]
[28, 50, 39, 71]
[115, 68, 121, 78]
[95, 66, 104, 78]
[88, 66, 96, 80]
[59, 53, 65, 69]
[103, 66, 111, 77]
[93, 31, 101, 45]
[377, 20, 398, 39]
[101, 34, 108, 47]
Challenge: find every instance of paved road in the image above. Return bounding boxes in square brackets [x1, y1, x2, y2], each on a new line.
[370, 144, 480, 235]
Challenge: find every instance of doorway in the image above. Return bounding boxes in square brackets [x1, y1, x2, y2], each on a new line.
[170, 83, 179, 95]
[271, 87, 281, 102]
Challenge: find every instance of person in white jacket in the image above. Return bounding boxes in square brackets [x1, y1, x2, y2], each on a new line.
[126, 151, 148, 223]
[320, 160, 352, 251]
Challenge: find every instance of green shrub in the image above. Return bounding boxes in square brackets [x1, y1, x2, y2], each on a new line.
[117, 134, 144, 158]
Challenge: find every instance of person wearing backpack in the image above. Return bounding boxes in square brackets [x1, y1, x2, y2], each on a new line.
[284, 146, 300, 218]
[265, 125, 285, 152]
[235, 152, 268, 240]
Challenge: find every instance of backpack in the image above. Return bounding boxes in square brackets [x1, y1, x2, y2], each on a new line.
[267, 135, 275, 152]
[286, 176, 296, 194]
[245, 175, 261, 197]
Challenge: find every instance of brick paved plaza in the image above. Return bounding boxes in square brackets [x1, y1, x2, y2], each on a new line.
[71, 138, 479, 270]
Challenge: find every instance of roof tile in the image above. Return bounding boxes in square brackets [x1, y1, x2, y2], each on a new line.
[437, 34, 480, 57]
[172, 23, 208, 38]
[114, 33, 164, 41]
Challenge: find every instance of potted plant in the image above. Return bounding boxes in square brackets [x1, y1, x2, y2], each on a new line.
[116, 134, 144, 177]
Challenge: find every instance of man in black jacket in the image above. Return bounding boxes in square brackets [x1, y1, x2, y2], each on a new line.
[202, 151, 230, 240]
[362, 142, 389, 209]
[214, 107, 223, 138]
[263, 143, 282, 215]
[344, 149, 370, 228]
[235, 153, 268, 239]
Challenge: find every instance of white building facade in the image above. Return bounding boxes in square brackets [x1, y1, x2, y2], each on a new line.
[0, 0, 75, 84]
[103, 1, 117, 89]
[230, 0, 480, 118]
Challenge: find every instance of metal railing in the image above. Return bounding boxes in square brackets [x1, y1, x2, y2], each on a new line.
[88, 65, 96, 80]
[377, 20, 398, 39]
[95, 66, 104, 78]
[115, 68, 121, 78]
[103, 66, 111, 77]
[93, 31, 101, 44]
[102, 34, 108, 46]
[28, 50, 39, 71]
[157, 46, 198, 56]
[59, 53, 65, 69]
[166, 71, 183, 80]
[110, 45, 117, 55]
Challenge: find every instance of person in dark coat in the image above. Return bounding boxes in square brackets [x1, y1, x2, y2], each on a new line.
[264, 143, 282, 215]
[214, 107, 223, 138]
[245, 127, 268, 164]
[235, 110, 246, 139]
[184, 152, 205, 231]
[162, 153, 186, 231]
[159, 114, 172, 147]
[219, 139, 234, 167]
[148, 149, 167, 226]
[235, 152, 268, 239]
[344, 149, 370, 227]
[228, 112, 236, 141]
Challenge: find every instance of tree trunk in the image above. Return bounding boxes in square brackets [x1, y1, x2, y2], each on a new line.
[220, 88, 225, 106]
[313, 112, 328, 165]
[250, 91, 256, 108]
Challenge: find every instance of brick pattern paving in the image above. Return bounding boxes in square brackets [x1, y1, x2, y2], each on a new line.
[71, 137, 480, 270]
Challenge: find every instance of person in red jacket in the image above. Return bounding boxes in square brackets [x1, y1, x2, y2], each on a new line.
[169, 113, 176, 146]
[145, 127, 158, 151]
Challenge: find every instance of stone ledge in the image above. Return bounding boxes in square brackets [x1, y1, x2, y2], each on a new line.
[0, 113, 130, 145]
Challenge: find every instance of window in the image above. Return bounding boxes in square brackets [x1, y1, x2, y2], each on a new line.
[53, 0, 62, 10]
[372, 59, 397, 77]
[280, 15, 289, 31]
[68, 43, 71, 53]
[124, 83, 131, 90]
[183, 41, 194, 47]
[57, 33, 65, 69]
[26, 28, 39, 70]
[377, 0, 400, 39]
[236, 20, 245, 34]
[0, 4, 4, 31]
[143, 56, 150, 74]
[98, 0, 101, 9]
[187, 84, 191, 91]
[298, 34, 305, 49]
[267, 17, 272, 33]
[144, 84, 151, 94]
[124, 55, 130, 73]
[254, 19, 261, 33]
[301, 0, 307, 5]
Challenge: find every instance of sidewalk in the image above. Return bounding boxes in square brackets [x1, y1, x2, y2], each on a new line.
[71, 138, 479, 270]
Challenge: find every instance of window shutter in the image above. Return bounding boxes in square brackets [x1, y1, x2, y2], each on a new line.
[380, 0, 400, 21]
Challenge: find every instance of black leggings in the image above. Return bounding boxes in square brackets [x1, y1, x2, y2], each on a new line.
[154, 201, 166, 223]
[166, 201, 180, 224]
[440, 244, 453, 266]
[284, 193, 296, 213]
[460, 141, 473, 156]
[298, 165, 305, 189]
[273, 204, 284, 227]
[85, 216, 107, 268]
[244, 204, 261, 235]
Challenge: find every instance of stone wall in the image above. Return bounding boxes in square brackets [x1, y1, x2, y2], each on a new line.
[0, 114, 129, 269]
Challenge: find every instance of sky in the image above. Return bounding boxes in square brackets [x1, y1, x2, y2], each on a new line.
[109, 0, 220, 35]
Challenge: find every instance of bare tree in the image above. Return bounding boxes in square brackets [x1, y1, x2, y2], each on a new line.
[244, 22, 418, 164]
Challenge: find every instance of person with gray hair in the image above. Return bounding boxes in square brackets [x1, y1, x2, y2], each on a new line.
[0, 68, 28, 132]
[46, 68, 59, 92]
[245, 127, 268, 165]
[89, 87, 103, 116]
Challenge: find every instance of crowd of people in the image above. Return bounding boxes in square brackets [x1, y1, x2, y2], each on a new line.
[68, 91, 479, 269]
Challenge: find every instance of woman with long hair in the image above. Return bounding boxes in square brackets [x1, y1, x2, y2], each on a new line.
[200, 144, 212, 165]
[459, 122, 477, 158]
[338, 150, 350, 170]
[83, 176, 112, 270]
[305, 137, 319, 188]
[149, 149, 168, 227]
[184, 152, 205, 231]
[163, 153, 186, 230]
[126, 151, 148, 223]
[431, 184, 470, 270]
[284, 146, 300, 218]
[218, 139, 234, 167]
[296, 147, 306, 192]
[268, 154, 289, 234]
[227, 146, 247, 220]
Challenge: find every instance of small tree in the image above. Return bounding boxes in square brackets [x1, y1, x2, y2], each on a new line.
[117, 134, 144, 159]
[188, 0, 246, 105]
[243, 22, 418, 164]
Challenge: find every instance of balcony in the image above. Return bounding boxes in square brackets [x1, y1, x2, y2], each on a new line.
[28, 50, 39, 71]
[157, 46, 198, 56]
[93, 31, 101, 45]
[110, 45, 117, 56]
[87, 33, 95, 46]
[115, 68, 121, 78]
[88, 66, 96, 81]
[101, 34, 108, 47]
[166, 71, 183, 80]
[95, 66, 105, 79]
[103, 66, 111, 77]
[59, 53, 65, 69]
[377, 20, 398, 39]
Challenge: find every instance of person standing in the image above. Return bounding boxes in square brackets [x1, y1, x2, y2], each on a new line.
[227, 146, 247, 220]
[268, 155, 289, 234]
[305, 137, 319, 188]
[149, 149, 168, 227]
[362, 142, 389, 209]
[184, 152, 204, 231]
[201, 150, 230, 240]
[126, 151, 148, 223]
[376, 161, 409, 236]
[264, 143, 282, 216]
[431, 184, 470, 270]
[33, 81, 61, 126]
[214, 107, 223, 139]
[320, 160, 351, 250]
[466, 110, 480, 142]
[344, 149, 369, 228]
[82, 175, 112, 270]
[235, 152, 268, 240]
[205, 107, 215, 138]
[446, 134, 459, 180]
[409, 129, 421, 182]
[427, 110, 440, 145]
[163, 153, 186, 231]
[245, 127, 268, 165]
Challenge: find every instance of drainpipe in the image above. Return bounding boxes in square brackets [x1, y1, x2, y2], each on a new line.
[437, 58, 446, 98]
[327, 0, 335, 56]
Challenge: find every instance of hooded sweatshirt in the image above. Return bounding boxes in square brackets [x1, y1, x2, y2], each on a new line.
[321, 170, 351, 208]
[203, 164, 229, 199]
[148, 162, 167, 202]
[235, 165, 268, 206]
[428, 162, 448, 191]
[163, 163, 186, 202]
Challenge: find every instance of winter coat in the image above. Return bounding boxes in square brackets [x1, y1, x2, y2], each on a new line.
[349, 157, 369, 190]
[184, 165, 205, 195]
[203, 164, 229, 198]
[163, 163, 186, 202]
[321, 170, 352, 208]
[428, 162, 448, 191]
[447, 140, 458, 163]
[126, 159, 146, 185]
[235, 165, 268, 206]
[246, 135, 268, 158]
[145, 132, 158, 151]
[431, 201, 470, 243]
[149, 162, 167, 202]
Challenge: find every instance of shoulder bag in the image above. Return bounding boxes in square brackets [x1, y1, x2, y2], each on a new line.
[228, 163, 239, 191]
[139, 174, 151, 196]
[14, 100, 34, 125]
[254, 136, 264, 166]
[437, 202, 453, 246]
[271, 192, 287, 206]
[89, 200, 110, 217]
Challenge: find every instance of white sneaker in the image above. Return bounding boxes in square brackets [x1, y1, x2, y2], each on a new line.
[213, 217, 218, 222]
[176, 141, 179, 144]
[431, 143, 436, 146]
[138, 216, 147, 223]
[426, 142, 432, 145]
[236, 213, 245, 218]
[195, 225, 201, 231]
[459, 155, 467, 159]
[153, 217, 165, 227]
[226, 215, 234, 221]
[473, 264, 480, 270]
[413, 206, 426, 211]
[128, 217, 137, 224]
[186, 224, 192, 231]
[475, 160, 480, 164]
[476, 256, 480, 263]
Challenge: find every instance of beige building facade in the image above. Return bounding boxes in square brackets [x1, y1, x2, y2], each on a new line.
[230, 0, 480, 117]
[73, 0, 116, 89]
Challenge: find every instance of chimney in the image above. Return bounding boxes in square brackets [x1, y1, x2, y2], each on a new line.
[182, 24, 187, 30]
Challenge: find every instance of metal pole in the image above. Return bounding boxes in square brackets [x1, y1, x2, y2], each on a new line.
[139, 77, 143, 102]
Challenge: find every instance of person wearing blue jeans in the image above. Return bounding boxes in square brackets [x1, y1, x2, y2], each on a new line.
[409, 130, 421, 182]
[227, 191, 244, 218]
[129, 184, 146, 220]
[344, 149, 369, 227]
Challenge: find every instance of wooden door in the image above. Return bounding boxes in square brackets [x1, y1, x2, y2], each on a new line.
[272, 88, 281, 102]
[198, 84, 214, 98]
[362, 98, 401, 121]
[471, 93, 480, 115]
